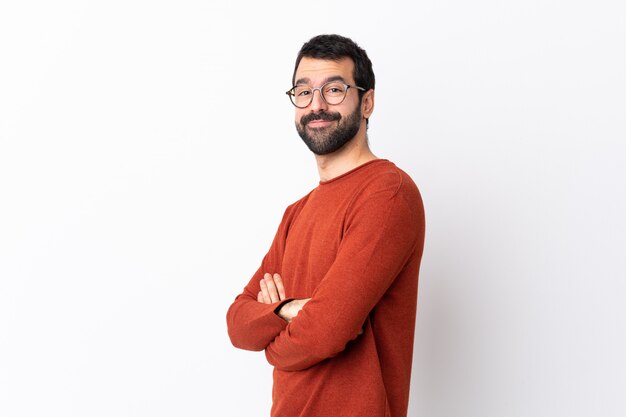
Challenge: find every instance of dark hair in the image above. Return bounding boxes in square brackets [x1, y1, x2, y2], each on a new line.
[292, 34, 375, 100]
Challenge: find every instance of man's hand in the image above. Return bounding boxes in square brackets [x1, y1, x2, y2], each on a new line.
[258, 273, 286, 304]
[257, 273, 311, 323]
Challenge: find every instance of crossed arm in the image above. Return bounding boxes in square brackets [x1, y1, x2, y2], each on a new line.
[227, 182, 423, 370]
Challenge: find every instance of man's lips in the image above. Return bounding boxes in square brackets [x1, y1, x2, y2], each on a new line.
[306, 119, 335, 128]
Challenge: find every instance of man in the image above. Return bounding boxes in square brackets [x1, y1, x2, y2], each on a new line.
[226, 34, 425, 417]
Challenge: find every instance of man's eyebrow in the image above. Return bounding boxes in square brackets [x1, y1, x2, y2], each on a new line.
[323, 75, 347, 84]
[294, 75, 348, 86]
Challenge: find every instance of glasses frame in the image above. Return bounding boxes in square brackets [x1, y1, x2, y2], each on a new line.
[286, 82, 366, 108]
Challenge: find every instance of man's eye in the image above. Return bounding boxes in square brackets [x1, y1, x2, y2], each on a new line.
[296, 89, 311, 96]
[325, 85, 345, 94]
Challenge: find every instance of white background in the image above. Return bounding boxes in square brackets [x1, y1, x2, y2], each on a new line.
[1, 1, 625, 416]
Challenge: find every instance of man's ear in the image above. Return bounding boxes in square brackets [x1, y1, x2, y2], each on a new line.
[361, 89, 375, 120]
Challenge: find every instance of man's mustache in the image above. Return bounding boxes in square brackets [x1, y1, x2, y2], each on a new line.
[301, 112, 341, 126]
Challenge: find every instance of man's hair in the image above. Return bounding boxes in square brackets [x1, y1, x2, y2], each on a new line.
[292, 34, 375, 100]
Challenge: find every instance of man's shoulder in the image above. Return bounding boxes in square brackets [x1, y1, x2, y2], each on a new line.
[358, 159, 421, 200]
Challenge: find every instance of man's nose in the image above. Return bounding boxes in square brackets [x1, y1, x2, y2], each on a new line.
[309, 89, 328, 112]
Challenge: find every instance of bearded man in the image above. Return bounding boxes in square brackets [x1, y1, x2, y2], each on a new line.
[227, 34, 426, 417]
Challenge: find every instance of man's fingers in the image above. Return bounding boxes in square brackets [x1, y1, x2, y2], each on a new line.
[259, 278, 272, 304]
[263, 273, 281, 303]
[258, 272, 288, 304]
[273, 273, 286, 300]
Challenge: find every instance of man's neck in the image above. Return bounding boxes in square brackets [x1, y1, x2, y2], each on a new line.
[315, 135, 377, 182]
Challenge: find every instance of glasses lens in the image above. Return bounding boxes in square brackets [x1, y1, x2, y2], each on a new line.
[322, 83, 347, 105]
[292, 86, 312, 108]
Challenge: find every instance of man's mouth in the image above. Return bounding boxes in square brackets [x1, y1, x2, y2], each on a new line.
[301, 112, 341, 128]
[306, 119, 335, 128]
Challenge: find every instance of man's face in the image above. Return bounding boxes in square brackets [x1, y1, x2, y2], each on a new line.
[293, 57, 363, 155]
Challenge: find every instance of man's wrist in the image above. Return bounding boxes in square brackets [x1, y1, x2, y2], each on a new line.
[274, 299, 293, 322]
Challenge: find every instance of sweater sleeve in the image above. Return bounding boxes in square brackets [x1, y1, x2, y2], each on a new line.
[264, 179, 425, 371]
[226, 206, 295, 351]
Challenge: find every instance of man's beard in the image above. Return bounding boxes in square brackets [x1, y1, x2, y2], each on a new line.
[295, 106, 362, 156]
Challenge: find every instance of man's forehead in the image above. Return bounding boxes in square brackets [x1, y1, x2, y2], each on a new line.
[294, 57, 355, 85]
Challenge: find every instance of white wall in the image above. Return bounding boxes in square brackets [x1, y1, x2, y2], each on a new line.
[1, 1, 624, 416]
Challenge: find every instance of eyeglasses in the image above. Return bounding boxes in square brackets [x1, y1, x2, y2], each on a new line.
[286, 82, 366, 108]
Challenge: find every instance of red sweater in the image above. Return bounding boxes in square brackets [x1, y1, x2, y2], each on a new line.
[227, 159, 425, 417]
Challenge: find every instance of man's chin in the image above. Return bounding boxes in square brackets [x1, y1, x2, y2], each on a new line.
[303, 135, 354, 156]
[302, 126, 331, 140]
